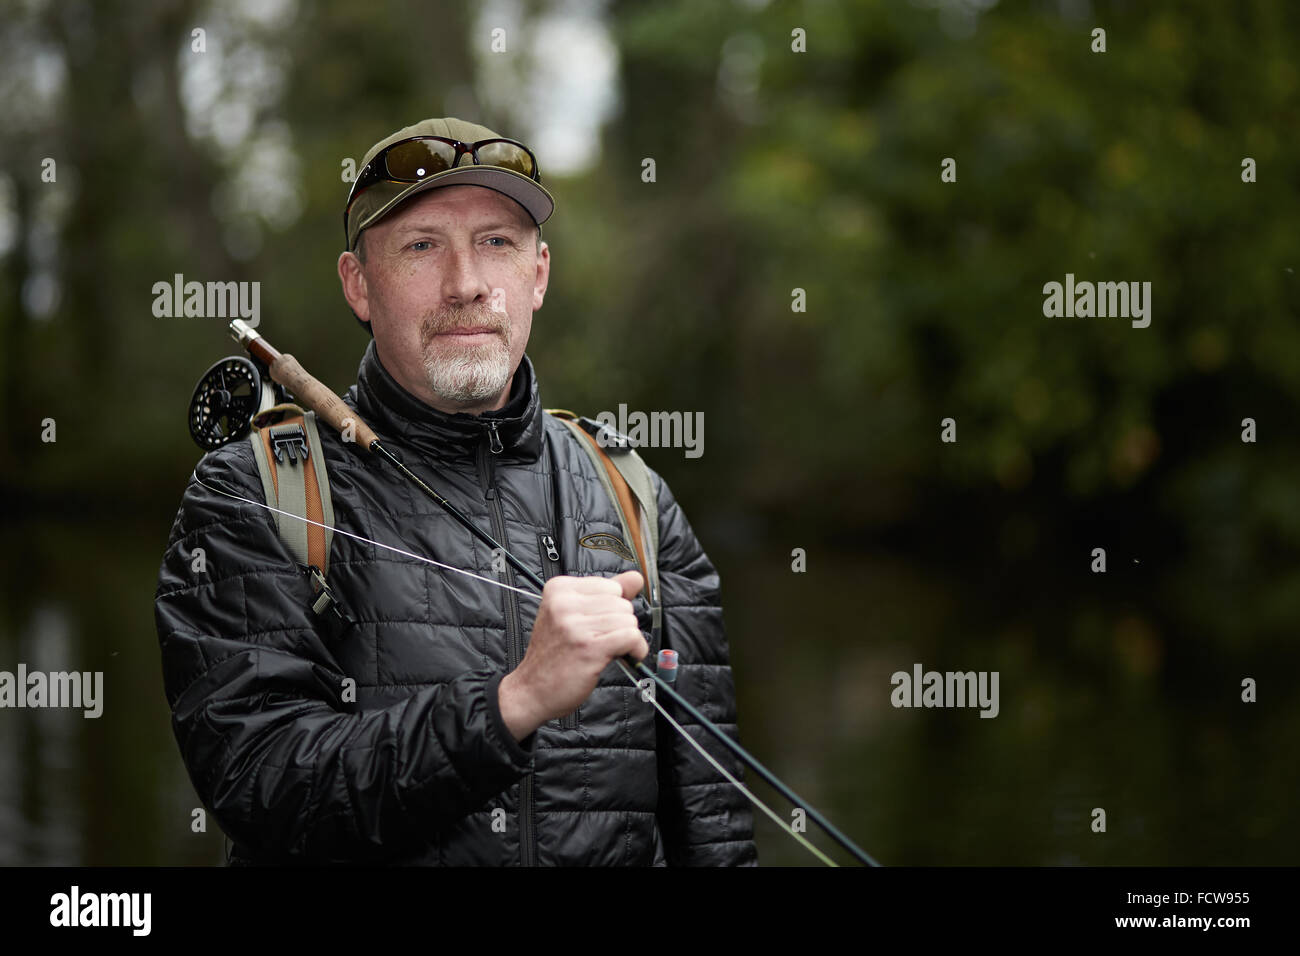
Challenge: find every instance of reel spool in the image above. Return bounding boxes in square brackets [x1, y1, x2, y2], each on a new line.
[187, 356, 278, 450]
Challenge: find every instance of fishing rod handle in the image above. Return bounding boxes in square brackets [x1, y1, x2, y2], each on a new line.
[270, 353, 380, 451]
[229, 320, 380, 452]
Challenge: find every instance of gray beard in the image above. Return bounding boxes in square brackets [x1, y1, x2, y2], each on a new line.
[422, 327, 513, 404]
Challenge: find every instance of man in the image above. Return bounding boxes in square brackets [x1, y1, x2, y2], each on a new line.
[154, 117, 757, 866]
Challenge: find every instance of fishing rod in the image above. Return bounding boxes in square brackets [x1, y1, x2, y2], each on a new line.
[191, 318, 880, 867]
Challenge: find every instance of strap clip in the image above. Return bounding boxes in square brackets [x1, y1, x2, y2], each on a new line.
[305, 564, 348, 622]
[270, 423, 310, 464]
[576, 416, 632, 450]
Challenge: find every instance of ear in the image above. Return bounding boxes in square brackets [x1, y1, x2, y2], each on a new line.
[338, 250, 370, 323]
[532, 241, 550, 311]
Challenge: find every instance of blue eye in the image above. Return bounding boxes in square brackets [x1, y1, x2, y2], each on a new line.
[486, 236, 509, 247]
[411, 240, 431, 251]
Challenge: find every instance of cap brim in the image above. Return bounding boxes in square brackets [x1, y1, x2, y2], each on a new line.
[352, 166, 553, 249]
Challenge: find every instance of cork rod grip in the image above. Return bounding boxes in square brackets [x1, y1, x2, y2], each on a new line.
[270, 353, 380, 451]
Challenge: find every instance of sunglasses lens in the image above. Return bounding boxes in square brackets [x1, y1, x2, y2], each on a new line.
[383, 139, 457, 180]
[475, 140, 536, 177]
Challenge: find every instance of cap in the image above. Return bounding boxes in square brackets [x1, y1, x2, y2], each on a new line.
[345, 117, 554, 251]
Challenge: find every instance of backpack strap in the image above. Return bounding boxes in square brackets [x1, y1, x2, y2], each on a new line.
[247, 402, 340, 617]
[547, 409, 662, 647]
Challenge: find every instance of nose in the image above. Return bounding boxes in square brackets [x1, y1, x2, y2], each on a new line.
[441, 241, 492, 306]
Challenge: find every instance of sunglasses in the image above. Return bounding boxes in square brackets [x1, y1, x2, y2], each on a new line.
[344, 135, 542, 243]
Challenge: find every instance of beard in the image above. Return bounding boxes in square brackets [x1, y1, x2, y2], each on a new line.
[418, 305, 514, 404]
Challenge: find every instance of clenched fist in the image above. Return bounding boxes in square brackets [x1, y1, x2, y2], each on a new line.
[498, 571, 648, 741]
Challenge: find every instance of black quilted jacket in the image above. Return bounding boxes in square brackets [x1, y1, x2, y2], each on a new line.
[154, 341, 756, 866]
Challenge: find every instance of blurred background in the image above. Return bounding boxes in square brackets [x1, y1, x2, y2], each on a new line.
[1, 0, 1297, 865]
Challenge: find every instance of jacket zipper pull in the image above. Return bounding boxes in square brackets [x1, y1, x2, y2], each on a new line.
[541, 534, 559, 562]
[486, 421, 503, 455]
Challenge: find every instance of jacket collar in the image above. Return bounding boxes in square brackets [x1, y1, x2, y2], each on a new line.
[346, 338, 545, 463]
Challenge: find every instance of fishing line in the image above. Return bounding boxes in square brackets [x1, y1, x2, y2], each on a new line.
[194, 476, 537, 598]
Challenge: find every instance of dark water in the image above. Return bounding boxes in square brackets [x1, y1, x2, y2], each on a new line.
[0, 515, 224, 865]
[0, 512, 1292, 866]
[726, 549, 1295, 866]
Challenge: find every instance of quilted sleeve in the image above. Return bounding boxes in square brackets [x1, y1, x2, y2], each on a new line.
[154, 443, 534, 863]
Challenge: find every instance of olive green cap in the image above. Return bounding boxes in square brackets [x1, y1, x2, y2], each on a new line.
[344, 117, 554, 251]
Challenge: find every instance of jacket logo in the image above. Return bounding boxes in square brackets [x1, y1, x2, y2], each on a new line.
[579, 533, 636, 563]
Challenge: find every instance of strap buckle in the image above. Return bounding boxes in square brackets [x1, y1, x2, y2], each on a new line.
[305, 565, 348, 622]
[270, 423, 310, 464]
[576, 416, 632, 450]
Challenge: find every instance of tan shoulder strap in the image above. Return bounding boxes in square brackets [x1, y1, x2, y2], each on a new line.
[247, 403, 335, 578]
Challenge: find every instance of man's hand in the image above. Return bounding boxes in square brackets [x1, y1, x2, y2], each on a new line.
[498, 571, 648, 741]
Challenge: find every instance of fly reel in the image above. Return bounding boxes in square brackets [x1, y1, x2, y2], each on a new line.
[187, 355, 280, 450]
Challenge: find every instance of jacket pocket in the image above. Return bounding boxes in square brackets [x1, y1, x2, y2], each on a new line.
[538, 532, 578, 731]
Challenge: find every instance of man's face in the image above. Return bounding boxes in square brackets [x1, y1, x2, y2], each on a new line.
[337, 184, 550, 415]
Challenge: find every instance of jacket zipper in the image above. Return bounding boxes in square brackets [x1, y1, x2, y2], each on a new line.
[539, 532, 560, 573]
[537, 532, 576, 730]
[478, 420, 536, 867]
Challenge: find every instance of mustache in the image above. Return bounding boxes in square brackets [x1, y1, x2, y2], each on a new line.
[420, 306, 508, 341]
